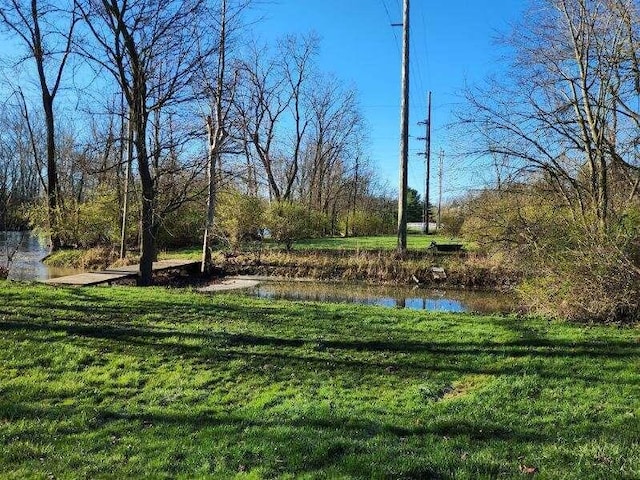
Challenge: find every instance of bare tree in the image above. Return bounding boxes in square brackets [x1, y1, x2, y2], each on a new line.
[0, 99, 41, 232]
[200, 0, 249, 272]
[459, 0, 640, 238]
[76, 0, 217, 285]
[300, 76, 364, 216]
[0, 0, 79, 250]
[234, 34, 318, 201]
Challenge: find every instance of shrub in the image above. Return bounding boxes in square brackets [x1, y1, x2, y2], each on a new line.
[518, 243, 640, 323]
[156, 201, 204, 250]
[265, 201, 314, 250]
[28, 187, 121, 248]
[216, 190, 265, 250]
[459, 187, 572, 252]
[308, 209, 330, 238]
[340, 209, 395, 237]
[439, 208, 465, 237]
[456, 185, 640, 322]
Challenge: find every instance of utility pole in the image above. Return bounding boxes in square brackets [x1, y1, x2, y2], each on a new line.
[437, 149, 444, 231]
[394, 0, 410, 254]
[418, 92, 432, 234]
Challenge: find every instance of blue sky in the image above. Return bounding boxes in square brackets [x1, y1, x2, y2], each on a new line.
[248, 0, 526, 200]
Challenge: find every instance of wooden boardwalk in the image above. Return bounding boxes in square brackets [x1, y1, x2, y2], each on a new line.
[42, 259, 199, 286]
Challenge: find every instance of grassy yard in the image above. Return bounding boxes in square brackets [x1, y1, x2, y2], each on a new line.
[162, 234, 466, 261]
[293, 234, 464, 251]
[0, 281, 638, 478]
[43, 235, 467, 268]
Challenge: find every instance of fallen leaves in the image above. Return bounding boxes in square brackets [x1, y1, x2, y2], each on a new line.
[519, 464, 538, 475]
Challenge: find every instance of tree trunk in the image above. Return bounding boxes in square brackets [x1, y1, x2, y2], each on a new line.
[201, 118, 217, 273]
[120, 109, 133, 259]
[134, 114, 155, 286]
[43, 95, 62, 250]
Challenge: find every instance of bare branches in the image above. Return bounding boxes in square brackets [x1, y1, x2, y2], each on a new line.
[458, 0, 640, 238]
[0, 0, 79, 249]
[77, 0, 219, 284]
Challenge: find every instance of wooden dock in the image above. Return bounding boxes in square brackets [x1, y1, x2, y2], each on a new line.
[42, 259, 199, 286]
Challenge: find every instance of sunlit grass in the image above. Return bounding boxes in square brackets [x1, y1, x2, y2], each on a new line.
[0, 281, 638, 478]
[294, 234, 466, 251]
[162, 234, 469, 261]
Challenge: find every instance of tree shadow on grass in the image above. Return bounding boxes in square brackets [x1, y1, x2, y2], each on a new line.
[1, 283, 638, 389]
[3, 396, 634, 478]
[3, 291, 639, 358]
[0, 317, 637, 387]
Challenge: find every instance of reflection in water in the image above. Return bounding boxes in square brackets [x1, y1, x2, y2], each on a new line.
[247, 281, 516, 314]
[0, 231, 79, 281]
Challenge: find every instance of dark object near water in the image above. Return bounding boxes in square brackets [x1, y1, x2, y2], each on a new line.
[428, 241, 464, 253]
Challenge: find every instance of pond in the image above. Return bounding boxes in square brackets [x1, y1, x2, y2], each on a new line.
[244, 280, 517, 314]
[2, 232, 517, 315]
[0, 231, 79, 281]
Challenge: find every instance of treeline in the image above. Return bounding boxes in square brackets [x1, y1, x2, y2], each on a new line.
[0, 0, 397, 284]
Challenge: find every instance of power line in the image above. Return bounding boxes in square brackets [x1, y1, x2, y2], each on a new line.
[408, 3, 426, 116]
[380, 0, 401, 54]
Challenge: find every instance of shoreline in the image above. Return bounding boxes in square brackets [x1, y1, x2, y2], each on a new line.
[42, 246, 522, 291]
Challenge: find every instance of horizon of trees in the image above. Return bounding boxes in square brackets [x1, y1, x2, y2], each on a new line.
[4, 0, 638, 323]
[0, 0, 401, 284]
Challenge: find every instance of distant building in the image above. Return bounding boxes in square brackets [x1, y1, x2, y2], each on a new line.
[407, 222, 439, 232]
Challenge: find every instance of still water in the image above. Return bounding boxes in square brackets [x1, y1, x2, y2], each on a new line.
[2, 231, 516, 314]
[246, 281, 516, 314]
[0, 231, 79, 281]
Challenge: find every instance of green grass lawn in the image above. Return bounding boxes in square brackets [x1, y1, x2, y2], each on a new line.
[163, 234, 467, 260]
[0, 281, 638, 478]
[293, 234, 464, 251]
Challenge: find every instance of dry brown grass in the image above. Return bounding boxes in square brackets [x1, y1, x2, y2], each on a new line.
[215, 249, 521, 288]
[45, 247, 138, 271]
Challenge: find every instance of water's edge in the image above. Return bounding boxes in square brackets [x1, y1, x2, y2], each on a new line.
[1, 231, 81, 281]
[2, 232, 516, 314]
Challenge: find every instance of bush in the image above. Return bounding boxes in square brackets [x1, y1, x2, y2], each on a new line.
[265, 201, 314, 250]
[518, 243, 640, 323]
[156, 201, 204, 250]
[308, 209, 330, 238]
[340, 209, 395, 237]
[459, 187, 573, 252]
[216, 190, 265, 250]
[455, 186, 640, 322]
[439, 208, 465, 237]
[28, 187, 121, 249]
